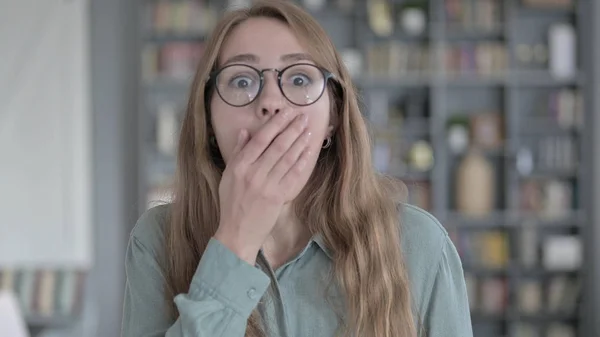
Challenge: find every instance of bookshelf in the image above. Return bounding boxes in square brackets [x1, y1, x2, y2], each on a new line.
[136, 0, 594, 336]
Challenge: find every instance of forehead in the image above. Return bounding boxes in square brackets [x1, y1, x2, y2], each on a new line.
[219, 17, 308, 66]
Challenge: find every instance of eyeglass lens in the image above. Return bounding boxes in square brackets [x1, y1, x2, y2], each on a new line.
[215, 64, 326, 107]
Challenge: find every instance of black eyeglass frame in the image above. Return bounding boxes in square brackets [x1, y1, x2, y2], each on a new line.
[207, 62, 337, 108]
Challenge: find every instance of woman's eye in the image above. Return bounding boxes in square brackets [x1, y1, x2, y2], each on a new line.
[230, 76, 253, 89]
[290, 74, 311, 86]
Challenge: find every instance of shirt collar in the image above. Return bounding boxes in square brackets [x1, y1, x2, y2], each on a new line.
[312, 234, 333, 260]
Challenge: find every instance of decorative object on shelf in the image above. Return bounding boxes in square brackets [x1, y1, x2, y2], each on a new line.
[303, 0, 326, 12]
[367, 0, 393, 37]
[470, 112, 503, 150]
[549, 23, 577, 79]
[456, 150, 495, 217]
[399, 1, 427, 36]
[516, 43, 549, 68]
[407, 140, 434, 172]
[515, 43, 534, 66]
[543, 235, 582, 271]
[447, 116, 470, 154]
[340, 48, 363, 78]
[480, 277, 507, 314]
[548, 88, 583, 129]
[518, 280, 542, 314]
[543, 179, 572, 218]
[516, 147, 534, 175]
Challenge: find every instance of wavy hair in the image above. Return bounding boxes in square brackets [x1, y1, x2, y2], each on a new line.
[164, 1, 417, 336]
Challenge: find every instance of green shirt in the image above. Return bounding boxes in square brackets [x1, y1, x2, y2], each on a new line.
[121, 203, 473, 337]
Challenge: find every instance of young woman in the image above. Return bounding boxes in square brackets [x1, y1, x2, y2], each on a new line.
[122, 1, 473, 336]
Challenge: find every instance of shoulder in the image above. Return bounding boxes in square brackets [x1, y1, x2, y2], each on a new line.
[128, 204, 171, 259]
[397, 204, 455, 309]
[398, 203, 448, 251]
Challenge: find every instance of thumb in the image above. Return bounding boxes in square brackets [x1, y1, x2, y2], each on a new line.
[232, 129, 249, 155]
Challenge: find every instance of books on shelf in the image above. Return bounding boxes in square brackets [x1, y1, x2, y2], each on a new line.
[0, 269, 86, 320]
[520, 179, 573, 219]
[445, 42, 507, 77]
[547, 89, 584, 130]
[445, 0, 503, 32]
[517, 279, 543, 314]
[142, 42, 205, 83]
[454, 230, 510, 269]
[365, 41, 430, 78]
[145, 1, 216, 37]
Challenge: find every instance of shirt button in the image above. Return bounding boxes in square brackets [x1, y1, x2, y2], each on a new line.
[247, 287, 257, 299]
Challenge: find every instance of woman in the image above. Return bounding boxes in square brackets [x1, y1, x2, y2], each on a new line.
[122, 1, 472, 336]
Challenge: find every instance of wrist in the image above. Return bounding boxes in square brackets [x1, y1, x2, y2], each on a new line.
[213, 229, 259, 266]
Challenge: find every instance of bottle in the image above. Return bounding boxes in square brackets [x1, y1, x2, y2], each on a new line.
[456, 149, 495, 217]
[549, 23, 576, 79]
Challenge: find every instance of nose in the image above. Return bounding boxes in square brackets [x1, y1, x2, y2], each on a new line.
[256, 71, 286, 118]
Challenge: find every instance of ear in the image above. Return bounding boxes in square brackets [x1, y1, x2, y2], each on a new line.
[326, 125, 334, 138]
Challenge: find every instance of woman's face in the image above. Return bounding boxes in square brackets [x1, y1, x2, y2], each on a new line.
[210, 17, 334, 198]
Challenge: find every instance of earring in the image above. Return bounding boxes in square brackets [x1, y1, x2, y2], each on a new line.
[209, 135, 217, 147]
[322, 136, 332, 149]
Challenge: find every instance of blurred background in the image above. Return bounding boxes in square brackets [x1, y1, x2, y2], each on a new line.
[1, 0, 599, 336]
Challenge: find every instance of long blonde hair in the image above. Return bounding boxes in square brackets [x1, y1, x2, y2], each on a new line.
[164, 1, 417, 336]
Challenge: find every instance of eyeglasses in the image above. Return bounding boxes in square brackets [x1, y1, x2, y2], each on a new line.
[208, 63, 336, 107]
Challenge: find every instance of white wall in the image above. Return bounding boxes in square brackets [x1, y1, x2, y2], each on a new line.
[0, 0, 92, 268]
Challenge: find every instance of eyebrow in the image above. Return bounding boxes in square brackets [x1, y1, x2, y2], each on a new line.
[221, 53, 314, 66]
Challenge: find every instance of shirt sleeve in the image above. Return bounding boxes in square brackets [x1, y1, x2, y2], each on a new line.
[421, 237, 474, 337]
[121, 236, 271, 337]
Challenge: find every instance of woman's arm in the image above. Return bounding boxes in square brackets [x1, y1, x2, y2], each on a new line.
[421, 236, 473, 337]
[121, 234, 270, 337]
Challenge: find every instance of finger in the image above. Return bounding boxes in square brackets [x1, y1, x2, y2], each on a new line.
[232, 129, 249, 157]
[278, 146, 312, 188]
[267, 128, 311, 182]
[239, 109, 299, 164]
[255, 113, 308, 174]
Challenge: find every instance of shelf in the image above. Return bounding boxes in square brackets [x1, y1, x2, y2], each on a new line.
[517, 119, 581, 135]
[143, 32, 206, 44]
[518, 5, 577, 16]
[443, 26, 505, 40]
[26, 314, 78, 328]
[444, 210, 585, 228]
[136, 2, 592, 336]
[511, 70, 583, 87]
[356, 73, 431, 88]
